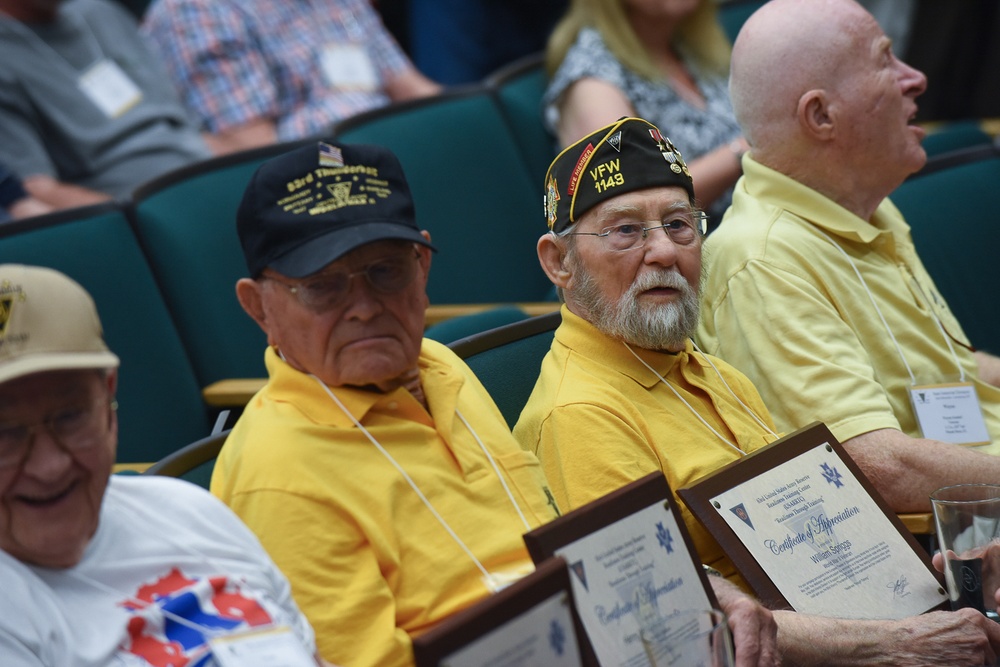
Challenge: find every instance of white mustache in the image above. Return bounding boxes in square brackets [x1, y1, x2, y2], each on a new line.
[630, 271, 690, 294]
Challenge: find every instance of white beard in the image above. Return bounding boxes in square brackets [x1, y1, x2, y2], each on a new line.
[571, 262, 700, 352]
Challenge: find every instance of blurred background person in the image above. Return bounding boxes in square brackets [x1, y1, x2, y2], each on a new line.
[0, 0, 213, 211]
[142, 0, 442, 154]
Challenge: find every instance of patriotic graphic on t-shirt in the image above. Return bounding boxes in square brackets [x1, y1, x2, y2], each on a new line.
[118, 567, 274, 667]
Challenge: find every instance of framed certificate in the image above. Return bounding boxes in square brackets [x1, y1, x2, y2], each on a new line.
[412, 557, 584, 667]
[677, 422, 947, 618]
[523, 473, 718, 667]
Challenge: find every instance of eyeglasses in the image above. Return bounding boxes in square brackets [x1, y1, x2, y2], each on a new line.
[565, 211, 708, 252]
[266, 248, 421, 311]
[0, 396, 116, 469]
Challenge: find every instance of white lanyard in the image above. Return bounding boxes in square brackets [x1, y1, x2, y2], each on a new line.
[310, 372, 531, 585]
[623, 341, 778, 455]
[0, 9, 106, 80]
[816, 228, 966, 383]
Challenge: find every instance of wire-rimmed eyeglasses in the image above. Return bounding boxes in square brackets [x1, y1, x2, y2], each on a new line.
[266, 247, 421, 311]
[0, 396, 116, 469]
[565, 211, 708, 252]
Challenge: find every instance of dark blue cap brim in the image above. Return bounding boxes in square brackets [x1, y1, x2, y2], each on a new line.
[268, 220, 436, 278]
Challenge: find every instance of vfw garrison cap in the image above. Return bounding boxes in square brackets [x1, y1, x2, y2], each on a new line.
[237, 141, 435, 278]
[543, 117, 695, 233]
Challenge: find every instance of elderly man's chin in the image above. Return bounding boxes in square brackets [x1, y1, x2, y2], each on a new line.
[574, 272, 700, 352]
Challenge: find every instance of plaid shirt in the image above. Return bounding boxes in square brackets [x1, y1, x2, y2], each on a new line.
[142, 0, 410, 140]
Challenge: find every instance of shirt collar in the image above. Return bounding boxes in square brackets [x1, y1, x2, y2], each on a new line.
[741, 155, 911, 245]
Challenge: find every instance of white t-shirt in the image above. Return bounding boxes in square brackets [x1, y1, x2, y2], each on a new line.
[0, 475, 315, 667]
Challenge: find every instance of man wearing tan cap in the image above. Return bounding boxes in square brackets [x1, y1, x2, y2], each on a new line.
[516, 117, 1000, 665]
[213, 141, 564, 667]
[0, 265, 324, 666]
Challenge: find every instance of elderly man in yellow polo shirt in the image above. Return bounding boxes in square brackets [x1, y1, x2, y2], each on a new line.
[516, 116, 1000, 666]
[210, 141, 561, 667]
[697, 0, 1000, 516]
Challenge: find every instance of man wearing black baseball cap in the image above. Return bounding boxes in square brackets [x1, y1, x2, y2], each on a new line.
[213, 141, 560, 667]
[516, 117, 1000, 665]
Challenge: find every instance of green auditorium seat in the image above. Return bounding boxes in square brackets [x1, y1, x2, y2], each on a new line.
[331, 87, 555, 312]
[486, 52, 556, 190]
[717, 0, 767, 42]
[0, 203, 210, 467]
[424, 305, 531, 345]
[921, 120, 992, 157]
[890, 143, 1000, 354]
[129, 141, 312, 391]
[449, 310, 561, 428]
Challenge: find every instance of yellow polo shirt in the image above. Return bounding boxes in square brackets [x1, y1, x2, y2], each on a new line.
[514, 306, 778, 587]
[698, 155, 1000, 453]
[212, 342, 559, 667]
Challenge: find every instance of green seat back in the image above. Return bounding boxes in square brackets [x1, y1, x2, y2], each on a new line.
[449, 311, 561, 428]
[333, 88, 553, 306]
[487, 53, 556, 189]
[424, 305, 530, 345]
[921, 120, 992, 157]
[0, 204, 209, 463]
[717, 0, 767, 42]
[129, 142, 310, 387]
[890, 144, 1000, 353]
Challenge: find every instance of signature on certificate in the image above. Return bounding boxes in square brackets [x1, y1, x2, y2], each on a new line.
[887, 574, 910, 599]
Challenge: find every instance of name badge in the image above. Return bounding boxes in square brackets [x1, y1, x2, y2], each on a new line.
[910, 382, 990, 446]
[320, 44, 378, 91]
[209, 625, 315, 667]
[78, 59, 142, 118]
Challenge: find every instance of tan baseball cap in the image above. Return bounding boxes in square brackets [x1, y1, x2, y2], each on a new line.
[0, 265, 119, 384]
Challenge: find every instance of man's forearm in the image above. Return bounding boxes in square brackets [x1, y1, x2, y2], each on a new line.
[975, 351, 1000, 388]
[22, 175, 111, 210]
[774, 608, 999, 666]
[843, 429, 1000, 512]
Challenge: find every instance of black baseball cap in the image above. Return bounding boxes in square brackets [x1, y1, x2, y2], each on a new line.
[237, 141, 435, 278]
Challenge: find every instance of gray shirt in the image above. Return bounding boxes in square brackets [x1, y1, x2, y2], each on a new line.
[0, 0, 210, 197]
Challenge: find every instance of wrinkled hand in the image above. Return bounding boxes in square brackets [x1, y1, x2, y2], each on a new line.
[886, 608, 1000, 666]
[709, 576, 780, 666]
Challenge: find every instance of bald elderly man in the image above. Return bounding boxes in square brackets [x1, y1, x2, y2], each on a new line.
[697, 0, 1000, 514]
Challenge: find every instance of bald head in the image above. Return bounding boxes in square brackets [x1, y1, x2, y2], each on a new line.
[730, 0, 927, 218]
[731, 0, 873, 149]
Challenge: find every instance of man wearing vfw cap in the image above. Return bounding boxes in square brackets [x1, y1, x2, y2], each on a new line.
[0, 265, 323, 667]
[516, 118, 1000, 666]
[212, 141, 561, 667]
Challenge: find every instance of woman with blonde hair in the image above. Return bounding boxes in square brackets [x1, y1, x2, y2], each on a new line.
[545, 0, 747, 222]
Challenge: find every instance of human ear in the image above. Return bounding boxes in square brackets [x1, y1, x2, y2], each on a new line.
[537, 233, 573, 290]
[236, 278, 268, 332]
[797, 89, 835, 141]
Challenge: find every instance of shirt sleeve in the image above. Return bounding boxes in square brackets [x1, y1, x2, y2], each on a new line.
[536, 402, 662, 512]
[706, 257, 902, 443]
[142, 0, 280, 133]
[225, 487, 412, 667]
[0, 77, 57, 179]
